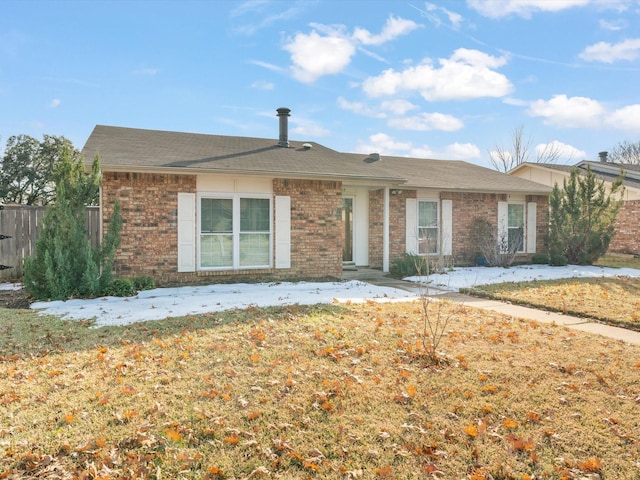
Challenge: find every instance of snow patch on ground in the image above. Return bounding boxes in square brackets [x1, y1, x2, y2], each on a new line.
[11, 264, 640, 327]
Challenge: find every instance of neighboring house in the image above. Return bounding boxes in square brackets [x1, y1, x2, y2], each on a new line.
[510, 155, 640, 255]
[81, 108, 551, 285]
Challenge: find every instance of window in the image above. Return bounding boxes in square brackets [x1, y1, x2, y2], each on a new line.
[418, 200, 438, 254]
[200, 196, 271, 269]
[507, 203, 524, 253]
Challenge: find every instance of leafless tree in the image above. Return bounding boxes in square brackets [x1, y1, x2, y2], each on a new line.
[608, 140, 640, 164]
[489, 125, 563, 172]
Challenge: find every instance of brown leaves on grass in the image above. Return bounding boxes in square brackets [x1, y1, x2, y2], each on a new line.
[1, 301, 639, 478]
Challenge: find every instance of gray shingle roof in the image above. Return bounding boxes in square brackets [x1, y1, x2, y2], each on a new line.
[82, 125, 551, 194]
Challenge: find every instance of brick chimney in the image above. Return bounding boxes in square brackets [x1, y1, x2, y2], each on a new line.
[276, 107, 291, 147]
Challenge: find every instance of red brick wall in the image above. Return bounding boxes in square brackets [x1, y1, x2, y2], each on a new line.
[103, 174, 344, 285]
[609, 200, 640, 255]
[368, 189, 429, 268]
[369, 189, 384, 267]
[101, 172, 197, 284]
[273, 178, 343, 278]
[440, 192, 505, 263]
[441, 192, 549, 264]
[370, 191, 549, 267]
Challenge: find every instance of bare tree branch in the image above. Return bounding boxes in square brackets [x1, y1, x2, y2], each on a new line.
[489, 125, 564, 172]
[609, 140, 640, 164]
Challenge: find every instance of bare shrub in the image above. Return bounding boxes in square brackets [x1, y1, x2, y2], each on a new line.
[412, 255, 457, 365]
[470, 217, 522, 267]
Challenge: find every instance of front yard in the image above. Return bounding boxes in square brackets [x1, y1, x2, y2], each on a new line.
[1, 284, 639, 478]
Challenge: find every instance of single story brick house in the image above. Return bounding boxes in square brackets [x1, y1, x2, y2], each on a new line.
[509, 155, 640, 255]
[82, 108, 551, 285]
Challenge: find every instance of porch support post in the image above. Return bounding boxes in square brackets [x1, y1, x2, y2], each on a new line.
[383, 186, 390, 272]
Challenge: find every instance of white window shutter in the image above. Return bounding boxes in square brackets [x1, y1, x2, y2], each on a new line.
[177, 193, 196, 272]
[275, 196, 291, 269]
[405, 198, 418, 254]
[441, 199, 452, 256]
[526, 202, 537, 253]
[497, 201, 508, 254]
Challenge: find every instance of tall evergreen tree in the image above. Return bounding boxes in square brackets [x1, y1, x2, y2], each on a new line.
[23, 148, 121, 300]
[549, 165, 623, 265]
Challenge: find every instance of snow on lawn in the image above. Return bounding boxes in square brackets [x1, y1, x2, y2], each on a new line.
[10, 264, 640, 327]
[407, 264, 640, 291]
[29, 280, 417, 327]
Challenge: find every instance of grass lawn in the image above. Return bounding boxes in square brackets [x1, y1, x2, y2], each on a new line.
[463, 276, 640, 330]
[594, 254, 640, 270]
[464, 256, 640, 331]
[1, 297, 639, 479]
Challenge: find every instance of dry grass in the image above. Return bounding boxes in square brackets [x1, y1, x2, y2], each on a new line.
[595, 255, 640, 270]
[1, 299, 640, 479]
[465, 277, 640, 330]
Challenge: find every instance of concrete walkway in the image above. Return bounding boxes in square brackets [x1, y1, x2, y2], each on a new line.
[342, 267, 640, 346]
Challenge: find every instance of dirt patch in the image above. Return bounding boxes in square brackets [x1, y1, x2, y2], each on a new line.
[0, 287, 32, 309]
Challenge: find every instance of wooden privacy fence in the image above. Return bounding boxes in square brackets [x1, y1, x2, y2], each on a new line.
[0, 205, 100, 281]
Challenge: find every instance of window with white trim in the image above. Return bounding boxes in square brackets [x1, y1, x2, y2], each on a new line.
[507, 203, 525, 253]
[199, 195, 271, 269]
[418, 200, 439, 254]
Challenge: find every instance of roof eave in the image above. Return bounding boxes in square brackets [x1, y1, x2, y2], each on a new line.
[94, 164, 407, 185]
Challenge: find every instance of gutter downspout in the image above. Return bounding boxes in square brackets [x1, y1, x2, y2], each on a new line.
[383, 186, 390, 273]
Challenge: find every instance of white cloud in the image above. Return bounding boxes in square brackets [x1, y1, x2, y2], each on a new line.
[450, 48, 509, 69]
[355, 133, 480, 160]
[579, 38, 640, 63]
[250, 80, 274, 90]
[535, 141, 586, 160]
[284, 29, 356, 83]
[527, 94, 606, 127]
[467, 0, 590, 19]
[599, 19, 626, 31]
[441, 142, 482, 159]
[48, 98, 61, 108]
[527, 95, 640, 134]
[362, 48, 512, 101]
[290, 118, 330, 137]
[283, 16, 419, 83]
[337, 97, 386, 118]
[356, 132, 413, 155]
[249, 59, 287, 73]
[606, 104, 640, 132]
[231, 1, 303, 35]
[380, 99, 418, 115]
[409, 143, 481, 161]
[503, 97, 529, 107]
[419, 2, 464, 29]
[352, 15, 420, 46]
[133, 68, 159, 76]
[387, 112, 464, 131]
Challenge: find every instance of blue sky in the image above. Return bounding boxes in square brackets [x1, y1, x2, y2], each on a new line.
[1, 0, 639, 169]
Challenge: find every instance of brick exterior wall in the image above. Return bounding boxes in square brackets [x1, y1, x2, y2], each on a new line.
[273, 178, 343, 278]
[533, 195, 550, 256]
[368, 191, 550, 268]
[441, 192, 506, 264]
[367, 188, 418, 269]
[103, 174, 344, 285]
[101, 172, 197, 284]
[368, 189, 384, 268]
[609, 199, 640, 255]
[103, 170, 550, 284]
[441, 192, 549, 264]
